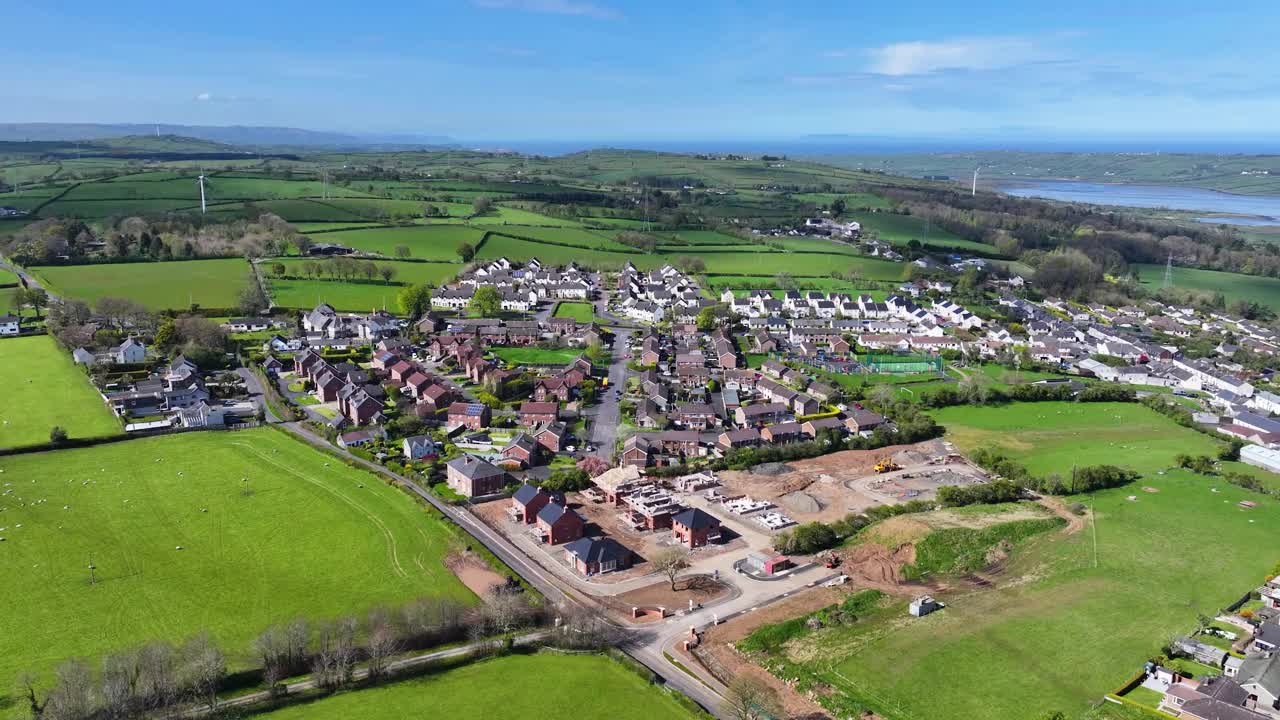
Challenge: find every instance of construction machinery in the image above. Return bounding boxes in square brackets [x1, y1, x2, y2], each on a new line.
[873, 459, 901, 474]
[818, 550, 841, 569]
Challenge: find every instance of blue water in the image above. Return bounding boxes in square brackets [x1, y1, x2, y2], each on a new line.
[999, 181, 1280, 226]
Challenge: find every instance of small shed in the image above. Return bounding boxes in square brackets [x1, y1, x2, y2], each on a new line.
[909, 595, 943, 617]
[744, 552, 791, 576]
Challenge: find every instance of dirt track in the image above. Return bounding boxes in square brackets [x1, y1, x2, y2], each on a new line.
[1036, 495, 1088, 535]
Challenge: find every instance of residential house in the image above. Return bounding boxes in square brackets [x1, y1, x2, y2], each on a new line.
[402, 435, 439, 461]
[672, 508, 722, 548]
[564, 536, 633, 576]
[536, 502, 585, 545]
[510, 483, 561, 524]
[446, 402, 491, 430]
[501, 433, 540, 468]
[518, 401, 560, 426]
[446, 455, 508, 497]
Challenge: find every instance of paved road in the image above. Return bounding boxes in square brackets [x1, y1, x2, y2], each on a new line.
[588, 327, 633, 459]
[235, 367, 281, 423]
[273, 419, 730, 715]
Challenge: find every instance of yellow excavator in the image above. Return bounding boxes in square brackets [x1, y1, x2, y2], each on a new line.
[873, 459, 901, 474]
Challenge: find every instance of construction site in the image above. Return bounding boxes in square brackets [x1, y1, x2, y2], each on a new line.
[716, 438, 990, 525]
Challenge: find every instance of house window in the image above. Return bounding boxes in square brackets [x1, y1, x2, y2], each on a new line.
[601, 560, 615, 573]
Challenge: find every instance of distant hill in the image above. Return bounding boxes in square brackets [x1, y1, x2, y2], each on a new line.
[0, 123, 455, 149]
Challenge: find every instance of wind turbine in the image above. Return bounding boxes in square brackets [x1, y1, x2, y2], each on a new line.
[971, 166, 981, 197]
[197, 175, 207, 214]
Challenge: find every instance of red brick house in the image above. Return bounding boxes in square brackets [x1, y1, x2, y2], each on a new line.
[501, 433, 540, 469]
[417, 383, 456, 414]
[510, 483, 561, 524]
[672, 508, 722, 548]
[403, 371, 432, 399]
[534, 421, 568, 453]
[621, 435, 653, 467]
[718, 428, 761, 451]
[534, 378, 571, 402]
[343, 390, 385, 426]
[314, 371, 346, 402]
[564, 537, 633, 576]
[446, 402, 491, 430]
[446, 455, 508, 497]
[518, 401, 560, 426]
[388, 360, 416, 383]
[536, 502, 585, 545]
[760, 422, 803, 445]
[673, 402, 717, 431]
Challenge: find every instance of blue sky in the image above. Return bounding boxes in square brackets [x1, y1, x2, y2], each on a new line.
[5, 1, 1280, 142]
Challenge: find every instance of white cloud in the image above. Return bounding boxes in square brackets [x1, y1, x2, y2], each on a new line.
[472, 0, 619, 19]
[866, 36, 1049, 76]
[195, 92, 212, 102]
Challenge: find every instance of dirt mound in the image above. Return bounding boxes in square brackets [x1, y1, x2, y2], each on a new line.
[781, 491, 823, 514]
[1142, 486, 1160, 493]
[751, 462, 792, 476]
[840, 542, 917, 590]
[444, 551, 507, 599]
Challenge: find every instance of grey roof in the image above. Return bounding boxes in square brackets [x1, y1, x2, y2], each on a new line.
[447, 455, 504, 479]
[1238, 652, 1280, 696]
[672, 508, 719, 530]
[564, 536, 628, 564]
[536, 502, 578, 525]
[512, 483, 543, 505]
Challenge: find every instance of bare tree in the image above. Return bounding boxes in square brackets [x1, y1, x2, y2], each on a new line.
[723, 675, 784, 720]
[100, 651, 141, 719]
[482, 591, 534, 636]
[362, 261, 378, 282]
[555, 603, 629, 651]
[253, 626, 288, 696]
[43, 658, 95, 720]
[312, 617, 358, 690]
[180, 632, 225, 711]
[365, 610, 402, 683]
[136, 641, 179, 710]
[650, 547, 690, 591]
[379, 265, 397, 284]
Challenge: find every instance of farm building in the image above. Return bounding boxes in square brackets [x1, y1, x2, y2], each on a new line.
[1241, 444, 1280, 474]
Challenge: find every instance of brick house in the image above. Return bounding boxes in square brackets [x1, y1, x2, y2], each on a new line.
[534, 378, 572, 402]
[760, 421, 803, 445]
[718, 428, 761, 451]
[564, 537, 633, 576]
[510, 483, 560, 524]
[446, 402, 491, 430]
[672, 508, 722, 548]
[534, 421, 568, 453]
[536, 502, 585, 545]
[446, 455, 508, 497]
[502, 433, 540, 468]
[673, 402, 717, 431]
[518, 401, 560, 426]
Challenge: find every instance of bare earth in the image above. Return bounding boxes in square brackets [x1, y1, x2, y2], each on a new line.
[443, 551, 508, 598]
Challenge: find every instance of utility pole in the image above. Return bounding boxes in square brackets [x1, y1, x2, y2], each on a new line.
[1163, 254, 1174, 289]
[88, 555, 97, 585]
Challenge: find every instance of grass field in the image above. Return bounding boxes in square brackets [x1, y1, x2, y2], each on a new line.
[553, 301, 596, 323]
[304, 226, 486, 259]
[267, 260, 460, 311]
[0, 429, 473, 702]
[0, 266, 19, 286]
[33, 258, 251, 310]
[491, 347, 582, 366]
[252, 653, 697, 720]
[769, 401, 1280, 720]
[1134, 264, 1280, 311]
[847, 211, 995, 253]
[0, 335, 120, 448]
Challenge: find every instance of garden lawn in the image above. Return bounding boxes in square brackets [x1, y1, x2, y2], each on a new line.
[252, 653, 698, 720]
[492, 346, 582, 366]
[0, 429, 473, 709]
[1134, 264, 1280, 312]
[766, 401, 1280, 720]
[553, 301, 596, 323]
[0, 266, 18, 286]
[0, 335, 120, 448]
[33, 258, 250, 310]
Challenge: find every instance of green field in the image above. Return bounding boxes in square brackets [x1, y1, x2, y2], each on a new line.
[771, 401, 1280, 720]
[303, 225, 486, 259]
[848, 211, 994, 253]
[1135, 263, 1280, 311]
[553, 301, 596, 323]
[267, 259, 460, 311]
[253, 653, 697, 720]
[0, 335, 120, 448]
[0, 266, 19, 286]
[0, 429, 472, 701]
[491, 347, 581, 366]
[33, 258, 251, 310]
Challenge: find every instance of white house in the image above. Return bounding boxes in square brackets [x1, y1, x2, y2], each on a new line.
[403, 434, 439, 461]
[114, 338, 147, 364]
[0, 314, 19, 336]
